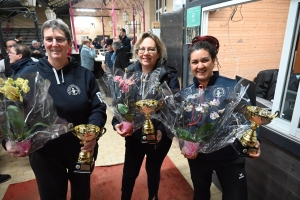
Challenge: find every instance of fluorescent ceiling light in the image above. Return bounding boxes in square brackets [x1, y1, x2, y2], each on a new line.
[76, 9, 96, 12]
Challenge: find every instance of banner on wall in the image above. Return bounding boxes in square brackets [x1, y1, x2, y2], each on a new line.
[186, 6, 201, 44]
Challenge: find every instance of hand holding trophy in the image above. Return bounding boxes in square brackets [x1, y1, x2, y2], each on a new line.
[73, 124, 106, 173]
[135, 99, 164, 144]
[234, 105, 279, 156]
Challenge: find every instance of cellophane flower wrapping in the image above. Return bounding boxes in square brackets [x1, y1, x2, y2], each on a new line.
[0, 72, 71, 154]
[101, 66, 143, 132]
[171, 79, 251, 154]
[136, 68, 179, 140]
[101, 66, 175, 134]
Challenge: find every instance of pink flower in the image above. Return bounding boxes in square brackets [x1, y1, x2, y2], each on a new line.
[122, 84, 129, 92]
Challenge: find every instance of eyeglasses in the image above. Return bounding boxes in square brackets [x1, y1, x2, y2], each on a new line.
[8, 51, 17, 55]
[44, 37, 69, 44]
[137, 47, 157, 54]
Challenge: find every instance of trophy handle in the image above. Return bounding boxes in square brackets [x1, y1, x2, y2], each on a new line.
[272, 111, 280, 118]
[155, 99, 164, 112]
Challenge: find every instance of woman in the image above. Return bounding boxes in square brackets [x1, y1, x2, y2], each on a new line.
[4, 19, 107, 200]
[112, 32, 180, 200]
[181, 35, 261, 200]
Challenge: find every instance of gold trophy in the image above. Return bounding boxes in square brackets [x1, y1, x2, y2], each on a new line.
[135, 99, 164, 144]
[73, 124, 106, 173]
[234, 105, 279, 156]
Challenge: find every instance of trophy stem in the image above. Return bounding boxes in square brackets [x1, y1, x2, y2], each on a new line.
[239, 122, 258, 148]
[143, 114, 155, 134]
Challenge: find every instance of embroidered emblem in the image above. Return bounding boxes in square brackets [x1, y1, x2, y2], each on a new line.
[67, 85, 81, 95]
[212, 87, 225, 98]
[96, 92, 104, 103]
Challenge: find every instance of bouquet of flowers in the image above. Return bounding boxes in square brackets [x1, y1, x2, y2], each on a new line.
[0, 72, 71, 154]
[102, 66, 175, 135]
[102, 67, 140, 132]
[169, 79, 251, 155]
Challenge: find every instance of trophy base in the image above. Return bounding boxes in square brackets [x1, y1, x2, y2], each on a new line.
[141, 133, 157, 144]
[74, 162, 93, 173]
[232, 139, 258, 157]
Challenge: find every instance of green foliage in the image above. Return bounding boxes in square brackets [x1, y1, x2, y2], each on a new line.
[6, 105, 49, 141]
[117, 104, 129, 115]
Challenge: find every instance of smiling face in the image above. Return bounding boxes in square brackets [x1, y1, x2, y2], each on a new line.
[137, 37, 160, 71]
[190, 49, 215, 86]
[43, 28, 71, 64]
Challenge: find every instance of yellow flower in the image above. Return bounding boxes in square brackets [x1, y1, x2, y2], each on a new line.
[0, 78, 4, 85]
[21, 80, 30, 93]
[4, 84, 20, 101]
[14, 78, 30, 94]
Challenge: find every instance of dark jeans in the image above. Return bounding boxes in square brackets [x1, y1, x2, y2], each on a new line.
[188, 156, 247, 200]
[121, 138, 172, 200]
[29, 133, 96, 200]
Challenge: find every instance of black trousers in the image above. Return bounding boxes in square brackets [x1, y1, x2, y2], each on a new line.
[29, 132, 97, 200]
[188, 156, 247, 200]
[121, 138, 172, 200]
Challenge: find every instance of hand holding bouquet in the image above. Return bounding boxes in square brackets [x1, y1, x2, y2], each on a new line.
[0, 73, 71, 156]
[171, 79, 251, 154]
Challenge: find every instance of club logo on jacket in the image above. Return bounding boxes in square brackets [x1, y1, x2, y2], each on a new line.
[67, 84, 81, 95]
[213, 87, 225, 98]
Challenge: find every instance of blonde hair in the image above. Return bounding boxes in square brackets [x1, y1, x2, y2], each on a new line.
[134, 32, 167, 65]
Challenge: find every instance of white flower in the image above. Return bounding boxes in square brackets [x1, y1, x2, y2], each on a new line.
[210, 111, 220, 120]
[195, 105, 205, 113]
[209, 98, 220, 106]
[218, 108, 225, 114]
[184, 104, 193, 112]
[201, 103, 209, 107]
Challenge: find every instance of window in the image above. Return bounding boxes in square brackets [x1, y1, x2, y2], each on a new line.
[271, 1, 300, 140]
[155, 0, 162, 21]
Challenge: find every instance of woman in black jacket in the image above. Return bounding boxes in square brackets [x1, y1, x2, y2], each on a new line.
[182, 35, 261, 200]
[112, 32, 180, 200]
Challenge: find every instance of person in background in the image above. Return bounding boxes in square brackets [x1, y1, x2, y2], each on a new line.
[8, 44, 36, 77]
[92, 38, 102, 49]
[4, 18, 107, 200]
[111, 41, 129, 71]
[0, 38, 17, 76]
[119, 28, 131, 53]
[113, 31, 180, 200]
[101, 39, 114, 72]
[30, 40, 45, 59]
[15, 34, 23, 44]
[80, 39, 96, 73]
[181, 35, 261, 200]
[101, 40, 106, 49]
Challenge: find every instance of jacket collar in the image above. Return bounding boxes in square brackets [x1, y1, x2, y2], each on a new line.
[193, 71, 220, 88]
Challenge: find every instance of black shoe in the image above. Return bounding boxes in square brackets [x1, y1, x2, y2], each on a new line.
[0, 174, 11, 184]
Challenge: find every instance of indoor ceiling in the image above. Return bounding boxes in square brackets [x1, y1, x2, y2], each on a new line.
[0, 0, 145, 22]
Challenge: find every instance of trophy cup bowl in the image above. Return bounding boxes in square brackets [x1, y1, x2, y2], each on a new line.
[73, 124, 106, 173]
[234, 105, 279, 156]
[135, 99, 164, 144]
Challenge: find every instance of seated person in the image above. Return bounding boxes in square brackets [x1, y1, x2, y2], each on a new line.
[30, 40, 45, 59]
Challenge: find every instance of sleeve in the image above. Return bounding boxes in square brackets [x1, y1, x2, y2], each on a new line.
[122, 38, 131, 52]
[87, 76, 107, 128]
[81, 48, 96, 59]
[120, 52, 130, 70]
